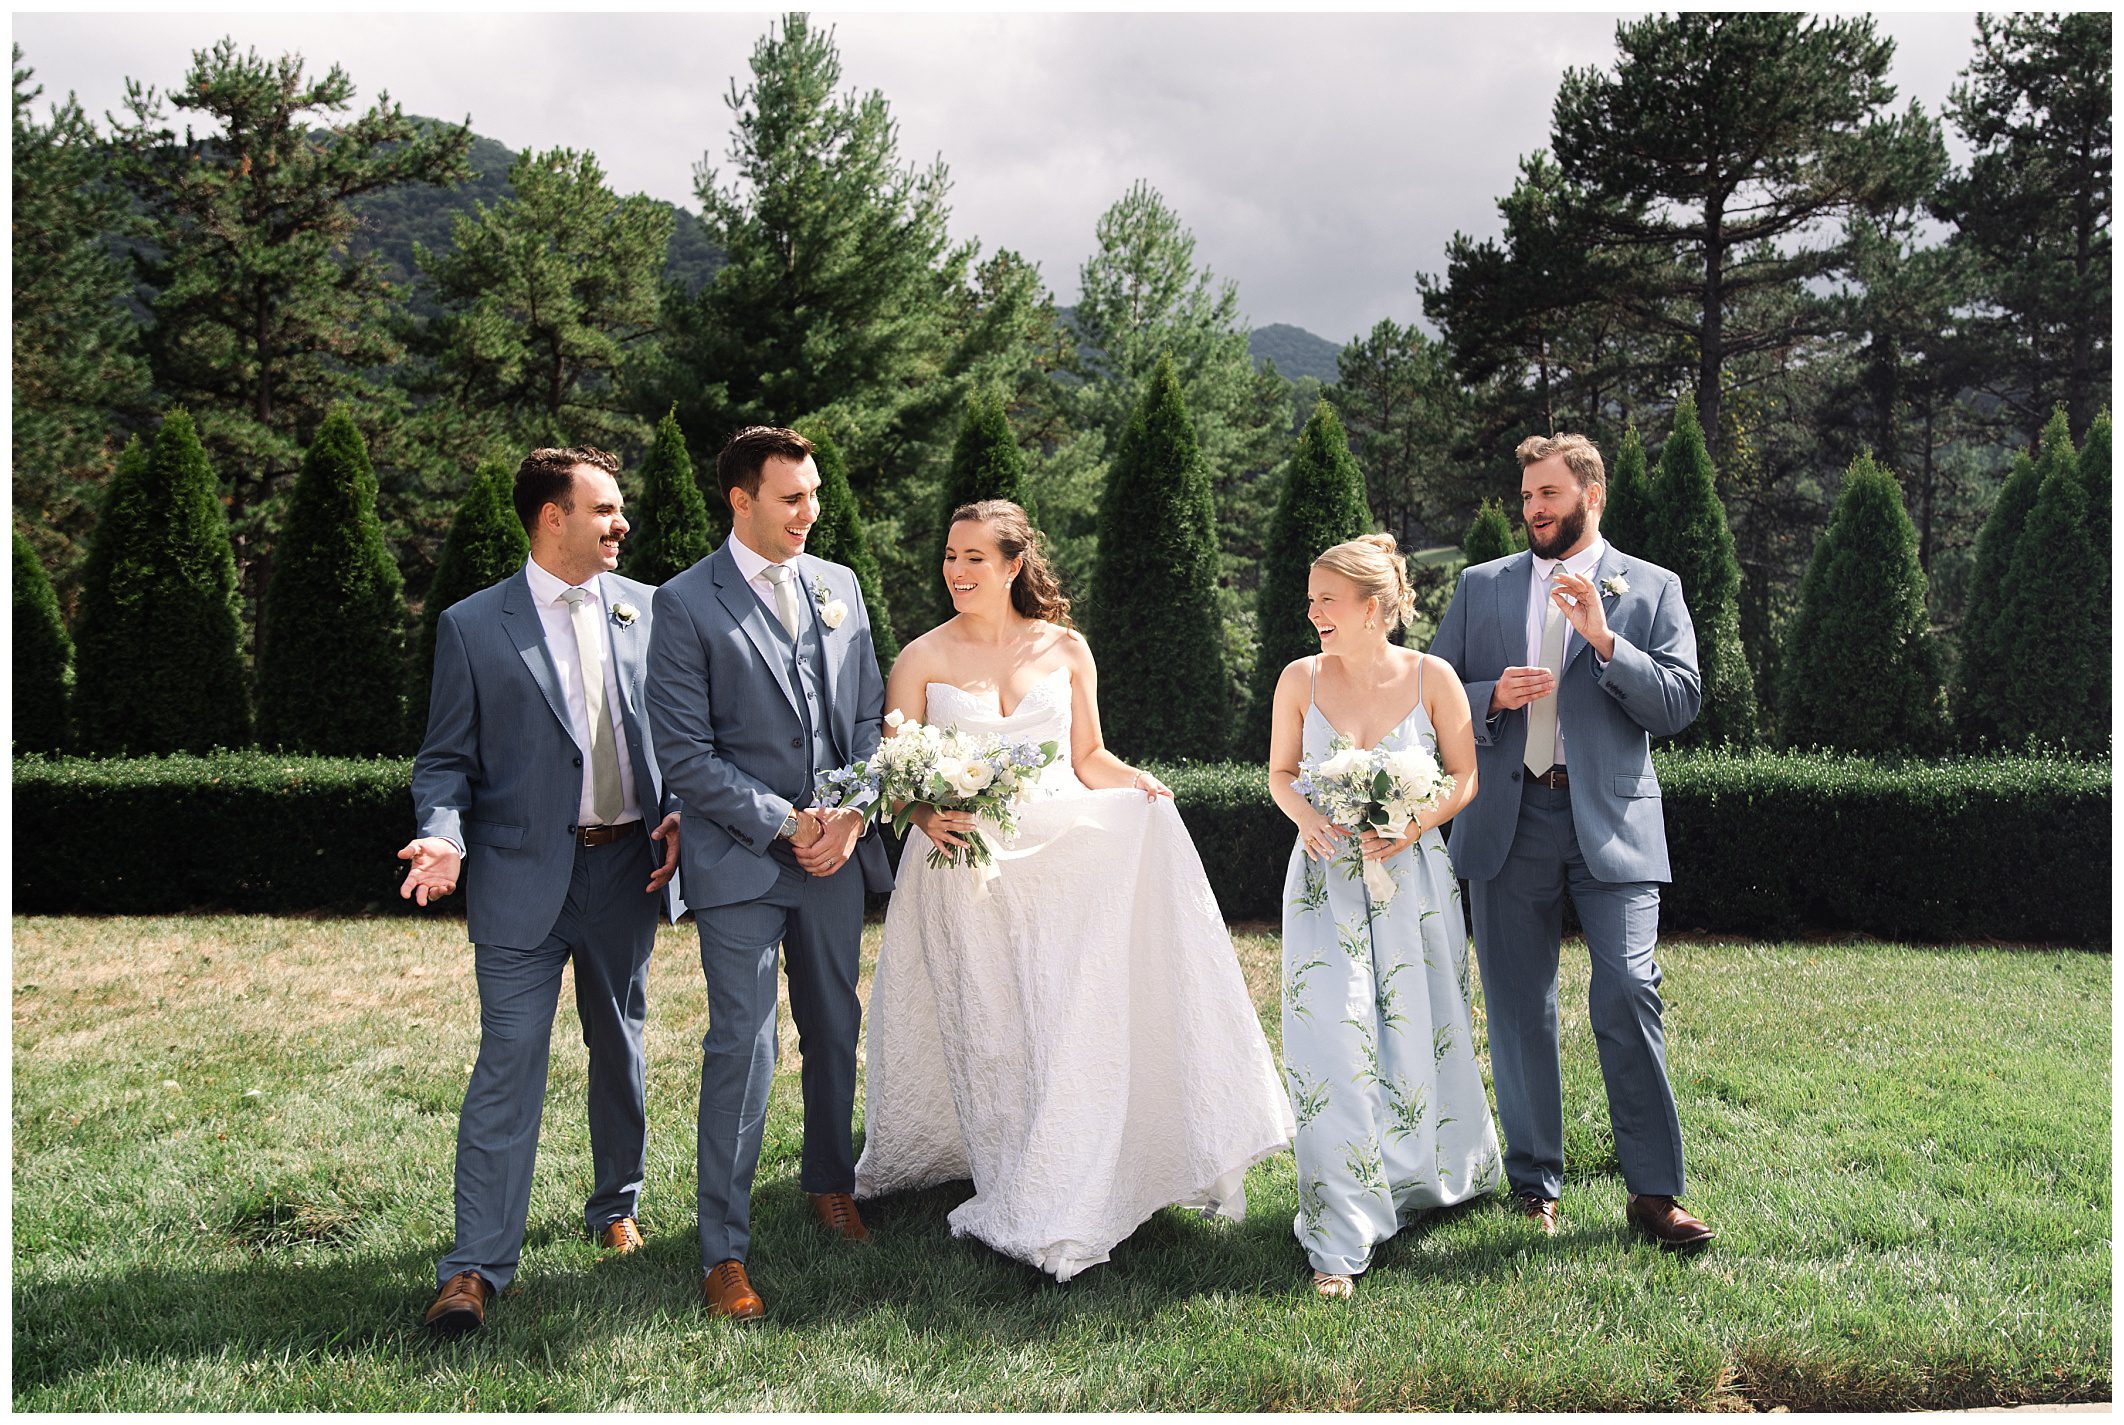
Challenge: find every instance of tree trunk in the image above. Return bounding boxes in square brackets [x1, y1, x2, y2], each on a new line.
[1917, 405, 1937, 574]
[1698, 195, 1725, 466]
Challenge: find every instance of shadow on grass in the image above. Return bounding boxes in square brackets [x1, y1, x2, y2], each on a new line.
[14, 1172, 1552, 1394]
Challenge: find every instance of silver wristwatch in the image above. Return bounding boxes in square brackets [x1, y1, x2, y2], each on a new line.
[778, 809, 801, 840]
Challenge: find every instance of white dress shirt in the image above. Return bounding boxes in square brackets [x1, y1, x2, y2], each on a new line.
[524, 557, 642, 827]
[725, 532, 801, 623]
[1522, 537, 1607, 770]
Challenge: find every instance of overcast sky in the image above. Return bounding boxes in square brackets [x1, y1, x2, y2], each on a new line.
[14, 10, 1982, 344]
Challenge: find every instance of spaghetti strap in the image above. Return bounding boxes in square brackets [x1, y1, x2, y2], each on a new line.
[1414, 652, 1425, 706]
[1308, 656, 1319, 703]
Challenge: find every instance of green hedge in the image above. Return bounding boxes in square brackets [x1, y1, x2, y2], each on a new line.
[12, 750, 2111, 946]
[1150, 750, 2110, 946]
[14, 753, 418, 916]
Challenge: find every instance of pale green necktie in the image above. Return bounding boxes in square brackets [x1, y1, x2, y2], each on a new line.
[764, 562, 803, 640]
[562, 587, 624, 824]
[1524, 575, 1567, 777]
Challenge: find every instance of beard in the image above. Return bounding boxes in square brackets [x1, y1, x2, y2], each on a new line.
[1527, 500, 1587, 560]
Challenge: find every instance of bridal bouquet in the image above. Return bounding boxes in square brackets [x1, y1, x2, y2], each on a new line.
[1293, 735, 1456, 907]
[812, 709, 1061, 869]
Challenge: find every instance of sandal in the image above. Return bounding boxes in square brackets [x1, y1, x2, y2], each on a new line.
[1311, 1269, 1355, 1300]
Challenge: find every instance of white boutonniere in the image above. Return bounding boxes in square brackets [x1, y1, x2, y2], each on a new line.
[610, 600, 640, 626]
[811, 576, 848, 630]
[1599, 574, 1630, 599]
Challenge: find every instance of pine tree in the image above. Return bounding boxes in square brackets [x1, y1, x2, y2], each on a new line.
[941, 386, 1032, 516]
[1600, 425, 1653, 554]
[1550, 13, 1936, 460]
[1463, 497, 1524, 565]
[934, 387, 1033, 623]
[1776, 453, 1947, 753]
[1954, 417, 2063, 744]
[13, 526, 72, 753]
[621, 407, 713, 586]
[1995, 413, 2105, 750]
[795, 422, 899, 666]
[13, 49, 153, 592]
[255, 410, 406, 754]
[415, 146, 672, 454]
[73, 414, 251, 754]
[412, 455, 529, 739]
[1244, 401, 1373, 754]
[109, 40, 473, 611]
[1086, 357, 1229, 761]
[1642, 390, 1758, 745]
[2079, 409, 2109, 548]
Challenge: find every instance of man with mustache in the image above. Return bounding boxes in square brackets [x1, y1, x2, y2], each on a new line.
[401, 445, 682, 1335]
[1430, 432, 1715, 1251]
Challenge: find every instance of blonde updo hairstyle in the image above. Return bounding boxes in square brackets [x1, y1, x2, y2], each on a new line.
[1312, 533, 1417, 633]
[949, 499, 1073, 628]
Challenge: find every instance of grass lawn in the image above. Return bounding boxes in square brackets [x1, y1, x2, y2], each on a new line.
[11, 914, 2110, 1410]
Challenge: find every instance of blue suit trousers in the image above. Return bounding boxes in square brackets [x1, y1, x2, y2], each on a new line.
[1466, 783, 1686, 1201]
[437, 835, 658, 1291]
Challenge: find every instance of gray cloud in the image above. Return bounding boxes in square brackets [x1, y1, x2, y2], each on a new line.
[14, 11, 1980, 344]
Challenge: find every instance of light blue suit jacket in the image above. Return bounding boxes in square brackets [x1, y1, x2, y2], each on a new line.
[1429, 545, 1700, 885]
[413, 566, 675, 949]
[644, 543, 893, 910]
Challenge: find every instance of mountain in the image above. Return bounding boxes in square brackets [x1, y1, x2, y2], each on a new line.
[1249, 323, 1343, 384]
[346, 120, 722, 314]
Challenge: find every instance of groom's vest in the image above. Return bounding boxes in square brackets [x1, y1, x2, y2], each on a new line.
[767, 598, 841, 804]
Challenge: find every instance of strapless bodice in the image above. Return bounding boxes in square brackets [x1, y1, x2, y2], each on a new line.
[924, 665, 1077, 796]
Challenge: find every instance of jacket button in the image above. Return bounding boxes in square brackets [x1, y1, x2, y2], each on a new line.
[1510, 769, 1522, 781]
[573, 755, 583, 767]
[790, 736, 803, 748]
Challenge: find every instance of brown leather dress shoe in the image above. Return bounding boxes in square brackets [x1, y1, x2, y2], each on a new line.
[423, 1270, 491, 1336]
[598, 1217, 644, 1254]
[810, 1191, 870, 1242]
[1516, 1194, 1560, 1235]
[1627, 1193, 1715, 1250]
[703, 1259, 765, 1321]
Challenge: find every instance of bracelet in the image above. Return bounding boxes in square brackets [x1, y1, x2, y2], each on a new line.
[1130, 771, 1149, 791]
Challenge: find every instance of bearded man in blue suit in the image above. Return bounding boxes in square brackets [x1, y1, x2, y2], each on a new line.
[1430, 432, 1715, 1250]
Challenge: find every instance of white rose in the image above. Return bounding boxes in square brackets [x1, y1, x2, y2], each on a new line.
[954, 760, 995, 795]
[935, 756, 966, 790]
[1317, 748, 1366, 783]
[820, 599, 848, 630]
[885, 708, 906, 729]
[1384, 747, 1442, 793]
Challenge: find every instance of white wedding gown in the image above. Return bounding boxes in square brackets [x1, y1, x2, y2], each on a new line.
[854, 666, 1294, 1281]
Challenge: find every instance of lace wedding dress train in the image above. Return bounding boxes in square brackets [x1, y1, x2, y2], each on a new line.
[854, 667, 1294, 1280]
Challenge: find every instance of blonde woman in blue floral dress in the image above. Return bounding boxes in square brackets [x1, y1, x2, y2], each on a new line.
[1267, 534, 1502, 1299]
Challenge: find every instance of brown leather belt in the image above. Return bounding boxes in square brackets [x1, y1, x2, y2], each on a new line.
[1529, 767, 1570, 790]
[573, 821, 640, 848]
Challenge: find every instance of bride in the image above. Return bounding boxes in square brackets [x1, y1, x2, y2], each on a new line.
[853, 499, 1293, 1281]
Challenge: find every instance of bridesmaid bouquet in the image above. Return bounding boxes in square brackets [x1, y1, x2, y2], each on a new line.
[812, 709, 1061, 869]
[1294, 735, 1456, 908]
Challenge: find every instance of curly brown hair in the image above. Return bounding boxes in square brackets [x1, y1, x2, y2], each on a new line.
[949, 500, 1072, 628]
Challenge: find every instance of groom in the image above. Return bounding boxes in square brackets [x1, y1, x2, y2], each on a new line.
[644, 425, 892, 1320]
[1430, 432, 1715, 1250]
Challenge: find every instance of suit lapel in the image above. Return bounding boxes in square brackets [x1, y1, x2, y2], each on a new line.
[1564, 546, 1625, 672]
[712, 546, 804, 721]
[600, 577, 650, 757]
[1493, 552, 1533, 670]
[501, 568, 574, 739]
